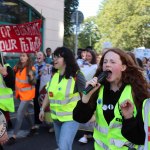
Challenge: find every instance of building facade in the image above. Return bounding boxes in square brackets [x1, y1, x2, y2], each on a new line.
[0, 0, 64, 52]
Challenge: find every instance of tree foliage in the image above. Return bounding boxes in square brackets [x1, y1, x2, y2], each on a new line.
[64, 0, 79, 36]
[63, 34, 75, 50]
[78, 17, 101, 50]
[96, 0, 150, 50]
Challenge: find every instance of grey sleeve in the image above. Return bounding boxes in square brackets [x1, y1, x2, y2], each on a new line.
[75, 71, 86, 93]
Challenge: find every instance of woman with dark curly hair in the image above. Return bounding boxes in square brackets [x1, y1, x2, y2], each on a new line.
[73, 48, 150, 150]
[39, 47, 86, 150]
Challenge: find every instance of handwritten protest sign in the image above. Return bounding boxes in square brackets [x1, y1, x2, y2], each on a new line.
[134, 48, 150, 59]
[0, 19, 42, 53]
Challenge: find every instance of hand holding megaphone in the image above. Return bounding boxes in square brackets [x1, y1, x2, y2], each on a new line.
[81, 77, 100, 103]
[83, 71, 109, 95]
[82, 71, 109, 103]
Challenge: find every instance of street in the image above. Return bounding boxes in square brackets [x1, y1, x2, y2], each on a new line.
[3, 101, 94, 150]
[4, 124, 94, 150]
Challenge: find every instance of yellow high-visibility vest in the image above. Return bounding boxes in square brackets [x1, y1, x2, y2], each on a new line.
[93, 85, 143, 150]
[46, 72, 80, 122]
[0, 74, 14, 112]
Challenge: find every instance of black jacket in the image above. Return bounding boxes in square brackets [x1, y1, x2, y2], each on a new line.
[3, 66, 15, 90]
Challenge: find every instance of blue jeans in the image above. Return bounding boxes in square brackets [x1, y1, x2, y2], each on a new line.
[53, 120, 79, 150]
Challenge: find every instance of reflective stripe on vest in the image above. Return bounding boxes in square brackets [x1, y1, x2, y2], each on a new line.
[0, 75, 5, 88]
[16, 76, 34, 91]
[109, 123, 122, 129]
[110, 139, 143, 149]
[95, 122, 122, 133]
[95, 138, 110, 150]
[16, 77, 29, 83]
[51, 110, 72, 116]
[0, 85, 4, 88]
[50, 95, 80, 105]
[65, 76, 72, 98]
[94, 122, 108, 134]
[143, 99, 150, 150]
[16, 86, 35, 92]
[110, 139, 134, 148]
[0, 94, 13, 99]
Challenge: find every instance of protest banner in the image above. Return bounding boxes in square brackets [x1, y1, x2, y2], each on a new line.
[134, 47, 150, 59]
[0, 19, 42, 53]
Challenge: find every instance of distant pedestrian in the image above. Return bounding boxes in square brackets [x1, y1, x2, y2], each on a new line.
[78, 50, 97, 144]
[45, 47, 52, 64]
[29, 51, 53, 134]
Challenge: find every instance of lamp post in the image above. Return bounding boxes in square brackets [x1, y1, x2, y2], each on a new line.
[71, 10, 84, 58]
[89, 35, 91, 46]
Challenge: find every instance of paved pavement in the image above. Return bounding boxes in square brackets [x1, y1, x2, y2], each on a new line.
[4, 123, 94, 150]
[3, 100, 94, 150]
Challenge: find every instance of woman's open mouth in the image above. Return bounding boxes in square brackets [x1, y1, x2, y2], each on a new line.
[106, 70, 112, 79]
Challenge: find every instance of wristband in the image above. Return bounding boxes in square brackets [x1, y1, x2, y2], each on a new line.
[40, 107, 44, 112]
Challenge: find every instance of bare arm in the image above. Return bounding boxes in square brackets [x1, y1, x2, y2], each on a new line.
[39, 94, 50, 121]
[41, 94, 49, 110]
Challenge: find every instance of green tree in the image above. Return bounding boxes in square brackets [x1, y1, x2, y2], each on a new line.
[63, 0, 79, 49]
[78, 17, 101, 51]
[63, 34, 75, 50]
[96, 0, 150, 50]
[64, 0, 79, 36]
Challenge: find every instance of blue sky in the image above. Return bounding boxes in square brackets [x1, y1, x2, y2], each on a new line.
[78, 0, 103, 19]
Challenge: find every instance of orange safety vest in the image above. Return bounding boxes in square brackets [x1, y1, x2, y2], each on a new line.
[15, 66, 35, 101]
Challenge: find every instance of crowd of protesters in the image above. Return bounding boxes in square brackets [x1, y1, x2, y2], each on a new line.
[0, 46, 149, 150]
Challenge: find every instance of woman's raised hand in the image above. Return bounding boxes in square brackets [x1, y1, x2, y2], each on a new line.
[120, 99, 134, 119]
[0, 64, 7, 76]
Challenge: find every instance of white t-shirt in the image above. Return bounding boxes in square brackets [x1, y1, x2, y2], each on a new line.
[40, 64, 53, 92]
[77, 58, 98, 81]
[80, 64, 98, 81]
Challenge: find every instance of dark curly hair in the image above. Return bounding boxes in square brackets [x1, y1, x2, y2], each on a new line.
[90, 48, 150, 108]
[52, 47, 80, 79]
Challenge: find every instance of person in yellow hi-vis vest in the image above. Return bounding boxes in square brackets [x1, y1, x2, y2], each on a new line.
[0, 65, 14, 111]
[0, 56, 14, 149]
[0, 57, 15, 130]
[73, 48, 149, 150]
[39, 47, 86, 150]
